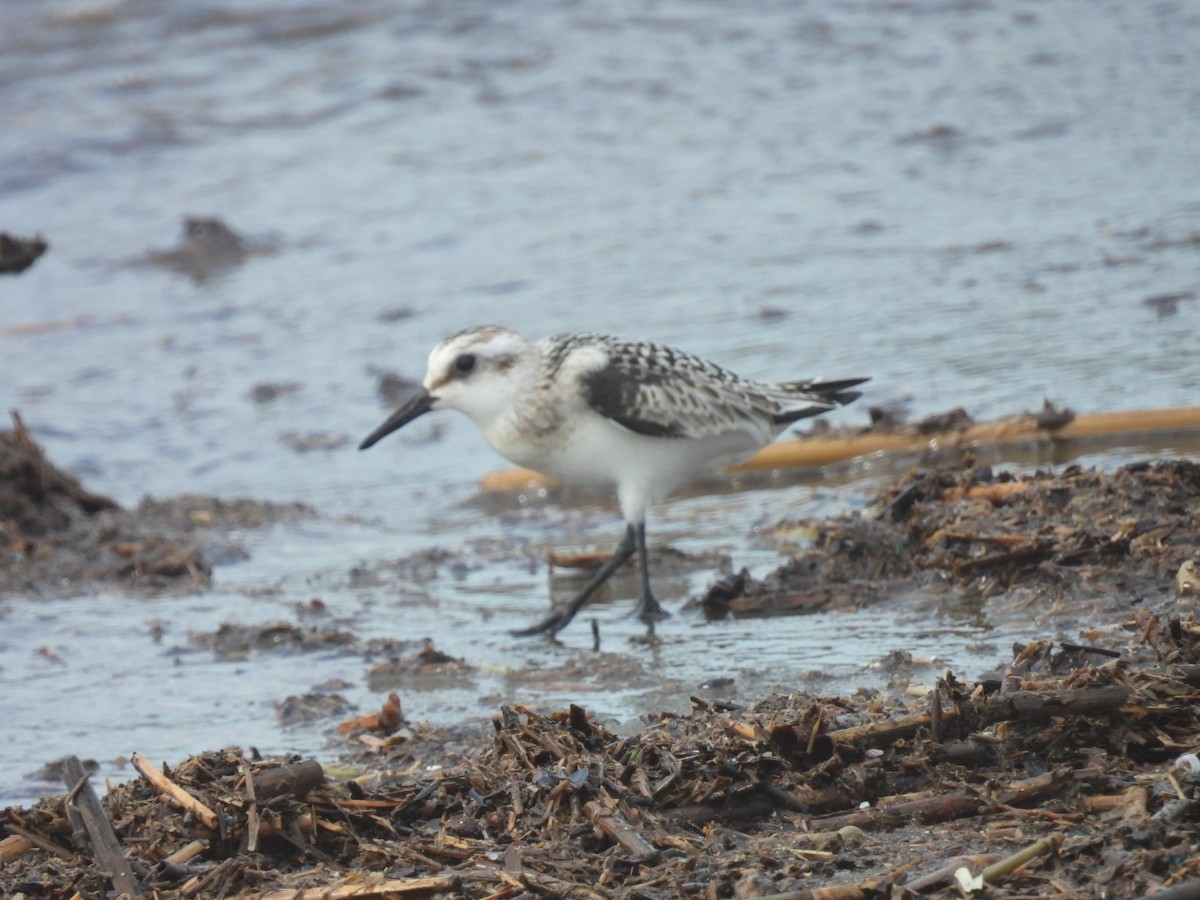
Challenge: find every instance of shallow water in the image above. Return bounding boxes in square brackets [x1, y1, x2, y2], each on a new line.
[2, 0, 1199, 805]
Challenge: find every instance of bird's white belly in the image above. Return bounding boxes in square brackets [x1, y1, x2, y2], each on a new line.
[486, 410, 764, 516]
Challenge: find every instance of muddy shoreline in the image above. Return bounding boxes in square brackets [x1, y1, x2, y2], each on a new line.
[2, 417, 1199, 896]
[4, 624, 1199, 897]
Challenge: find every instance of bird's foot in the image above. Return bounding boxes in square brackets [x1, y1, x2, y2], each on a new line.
[511, 607, 573, 638]
[513, 594, 668, 638]
[633, 596, 670, 625]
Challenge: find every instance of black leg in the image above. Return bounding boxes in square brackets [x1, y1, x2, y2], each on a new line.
[632, 520, 669, 624]
[511, 524, 638, 637]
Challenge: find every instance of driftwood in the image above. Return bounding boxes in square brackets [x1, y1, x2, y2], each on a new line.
[583, 800, 659, 862]
[242, 761, 260, 854]
[823, 708, 953, 748]
[250, 874, 461, 899]
[982, 685, 1131, 723]
[808, 791, 989, 831]
[62, 755, 143, 898]
[745, 873, 898, 900]
[163, 839, 207, 866]
[131, 752, 219, 830]
[820, 683, 1131, 752]
[899, 854, 1001, 892]
[976, 833, 1064, 886]
[481, 404, 1200, 492]
[0, 833, 34, 863]
[244, 758, 325, 801]
[1, 821, 73, 861]
[1142, 878, 1200, 900]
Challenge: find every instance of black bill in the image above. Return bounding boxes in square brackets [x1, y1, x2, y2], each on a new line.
[358, 388, 435, 450]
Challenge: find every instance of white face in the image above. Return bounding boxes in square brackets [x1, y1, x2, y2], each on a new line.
[424, 326, 530, 429]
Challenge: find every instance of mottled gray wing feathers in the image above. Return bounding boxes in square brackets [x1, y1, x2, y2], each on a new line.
[575, 335, 866, 440]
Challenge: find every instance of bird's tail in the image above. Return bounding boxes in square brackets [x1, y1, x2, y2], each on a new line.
[771, 376, 869, 425]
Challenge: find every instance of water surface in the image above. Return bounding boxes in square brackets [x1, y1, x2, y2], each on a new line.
[2, 0, 1198, 805]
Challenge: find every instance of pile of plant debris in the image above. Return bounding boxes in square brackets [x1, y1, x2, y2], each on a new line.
[0, 412, 310, 597]
[701, 457, 1200, 622]
[4, 608, 1199, 898]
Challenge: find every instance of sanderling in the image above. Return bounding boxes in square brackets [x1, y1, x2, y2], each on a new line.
[360, 326, 867, 636]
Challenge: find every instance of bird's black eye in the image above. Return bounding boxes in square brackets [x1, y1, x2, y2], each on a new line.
[455, 353, 476, 374]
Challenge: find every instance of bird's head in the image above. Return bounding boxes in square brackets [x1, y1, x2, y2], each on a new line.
[359, 325, 530, 450]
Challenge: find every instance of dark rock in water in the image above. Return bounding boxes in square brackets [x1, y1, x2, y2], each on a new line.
[1142, 291, 1194, 318]
[369, 368, 422, 405]
[0, 232, 48, 274]
[23, 756, 99, 785]
[249, 381, 301, 404]
[134, 215, 276, 283]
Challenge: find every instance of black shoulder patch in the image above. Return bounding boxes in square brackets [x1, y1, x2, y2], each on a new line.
[581, 364, 685, 438]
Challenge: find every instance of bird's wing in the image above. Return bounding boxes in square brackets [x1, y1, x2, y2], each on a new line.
[575, 338, 782, 441]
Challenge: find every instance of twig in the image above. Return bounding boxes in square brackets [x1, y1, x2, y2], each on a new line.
[976, 832, 1063, 885]
[242, 760, 260, 853]
[1, 822, 75, 861]
[806, 708, 823, 755]
[131, 752, 219, 831]
[809, 791, 989, 832]
[750, 870, 899, 899]
[902, 854, 1000, 892]
[584, 800, 659, 862]
[930, 681, 943, 743]
[252, 874, 461, 898]
[163, 839, 207, 866]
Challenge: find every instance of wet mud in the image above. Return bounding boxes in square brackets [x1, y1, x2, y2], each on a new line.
[4, 420, 1200, 895]
[0, 413, 310, 598]
[4, 618, 1199, 897]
